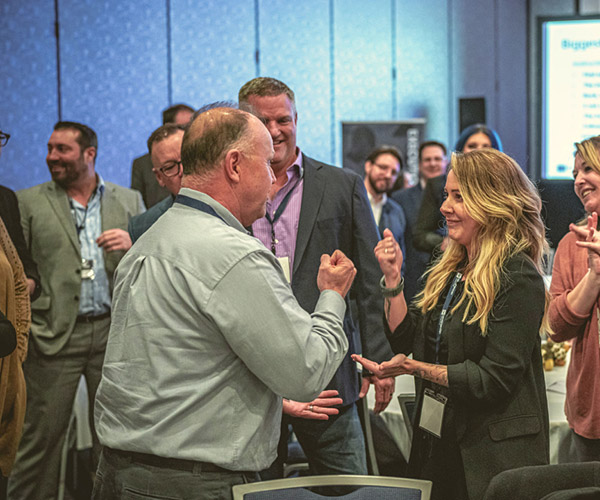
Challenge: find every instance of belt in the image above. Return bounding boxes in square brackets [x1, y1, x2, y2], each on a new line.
[105, 447, 244, 474]
[75, 311, 111, 323]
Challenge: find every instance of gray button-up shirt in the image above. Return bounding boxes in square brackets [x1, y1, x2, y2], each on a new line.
[95, 188, 348, 471]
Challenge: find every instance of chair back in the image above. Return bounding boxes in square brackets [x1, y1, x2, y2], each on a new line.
[232, 474, 432, 500]
[483, 462, 600, 500]
[397, 393, 416, 441]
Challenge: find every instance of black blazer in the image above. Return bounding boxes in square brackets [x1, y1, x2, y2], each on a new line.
[413, 174, 446, 253]
[392, 184, 431, 302]
[290, 155, 394, 405]
[378, 197, 407, 260]
[0, 184, 40, 299]
[389, 254, 549, 500]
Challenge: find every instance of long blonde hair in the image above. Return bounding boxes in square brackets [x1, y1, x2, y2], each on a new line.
[416, 149, 550, 335]
[575, 135, 600, 175]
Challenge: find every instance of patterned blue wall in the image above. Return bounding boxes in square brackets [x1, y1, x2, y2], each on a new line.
[259, 0, 332, 164]
[59, 0, 169, 187]
[2, 0, 563, 193]
[171, 0, 256, 108]
[333, 0, 394, 166]
[0, 0, 57, 190]
[395, 0, 451, 150]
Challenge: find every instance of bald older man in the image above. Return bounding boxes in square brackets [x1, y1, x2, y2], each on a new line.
[92, 108, 354, 499]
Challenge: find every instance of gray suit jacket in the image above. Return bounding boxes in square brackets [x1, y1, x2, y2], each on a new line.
[18, 180, 144, 355]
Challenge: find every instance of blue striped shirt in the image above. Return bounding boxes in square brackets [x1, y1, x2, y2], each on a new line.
[69, 175, 111, 316]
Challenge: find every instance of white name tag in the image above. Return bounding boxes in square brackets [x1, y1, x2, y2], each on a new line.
[277, 256, 291, 283]
[418, 388, 447, 438]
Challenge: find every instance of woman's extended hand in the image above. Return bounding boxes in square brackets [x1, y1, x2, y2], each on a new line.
[352, 353, 411, 378]
[374, 229, 403, 288]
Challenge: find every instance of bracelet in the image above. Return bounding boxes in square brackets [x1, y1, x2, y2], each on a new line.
[380, 276, 404, 298]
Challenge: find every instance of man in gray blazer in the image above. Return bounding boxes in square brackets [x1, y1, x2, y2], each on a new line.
[239, 77, 395, 478]
[8, 121, 144, 500]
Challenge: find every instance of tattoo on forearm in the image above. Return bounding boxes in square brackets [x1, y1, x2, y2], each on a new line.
[413, 364, 448, 387]
[385, 298, 391, 324]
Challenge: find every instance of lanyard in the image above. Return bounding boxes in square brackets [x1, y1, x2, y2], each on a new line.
[69, 186, 100, 237]
[71, 204, 88, 236]
[264, 178, 301, 255]
[69, 199, 91, 237]
[435, 272, 463, 364]
[174, 194, 227, 224]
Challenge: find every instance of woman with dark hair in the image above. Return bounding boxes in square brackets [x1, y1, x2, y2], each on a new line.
[354, 149, 549, 500]
[413, 124, 503, 256]
[453, 123, 503, 153]
[549, 135, 600, 461]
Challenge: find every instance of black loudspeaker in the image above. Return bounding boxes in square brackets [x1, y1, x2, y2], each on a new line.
[459, 97, 486, 132]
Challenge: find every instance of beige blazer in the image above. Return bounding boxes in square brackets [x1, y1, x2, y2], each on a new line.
[17, 180, 144, 355]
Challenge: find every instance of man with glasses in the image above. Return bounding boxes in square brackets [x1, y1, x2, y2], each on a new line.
[128, 124, 184, 243]
[131, 103, 194, 209]
[363, 145, 407, 265]
[0, 130, 41, 300]
[7, 121, 144, 500]
[392, 140, 447, 301]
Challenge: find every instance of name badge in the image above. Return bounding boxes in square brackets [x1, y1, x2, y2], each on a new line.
[418, 388, 447, 438]
[81, 258, 95, 280]
[277, 256, 291, 283]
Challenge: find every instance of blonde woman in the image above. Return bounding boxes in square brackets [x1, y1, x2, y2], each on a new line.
[354, 149, 549, 500]
[549, 135, 600, 461]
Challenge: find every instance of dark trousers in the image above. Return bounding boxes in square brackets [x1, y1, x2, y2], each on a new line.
[262, 402, 367, 479]
[93, 448, 257, 500]
[8, 317, 110, 500]
[573, 430, 600, 462]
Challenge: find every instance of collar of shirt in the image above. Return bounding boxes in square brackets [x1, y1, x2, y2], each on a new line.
[367, 191, 387, 225]
[267, 150, 304, 210]
[251, 150, 304, 279]
[176, 187, 250, 234]
[89, 173, 105, 207]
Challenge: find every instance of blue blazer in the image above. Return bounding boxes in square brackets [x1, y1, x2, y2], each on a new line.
[392, 184, 431, 302]
[378, 197, 407, 270]
[290, 155, 394, 406]
[128, 195, 174, 243]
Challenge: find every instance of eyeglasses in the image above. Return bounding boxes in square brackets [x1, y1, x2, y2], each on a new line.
[154, 160, 182, 177]
[372, 162, 400, 175]
[0, 132, 10, 147]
